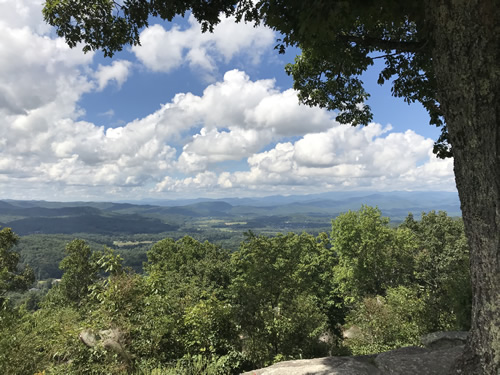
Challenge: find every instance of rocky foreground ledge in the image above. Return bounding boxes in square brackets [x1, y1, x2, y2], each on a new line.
[241, 332, 467, 375]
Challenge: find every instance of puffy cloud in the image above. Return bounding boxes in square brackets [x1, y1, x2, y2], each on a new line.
[177, 127, 272, 173]
[94, 60, 132, 91]
[0, 0, 133, 120]
[171, 70, 336, 171]
[156, 124, 455, 195]
[131, 24, 188, 73]
[0, 1, 334, 199]
[0, 0, 99, 120]
[132, 15, 275, 77]
[0, 23, 93, 116]
[245, 89, 333, 136]
[0, 0, 52, 34]
[237, 124, 452, 189]
[188, 71, 334, 136]
[4, 114, 179, 188]
[175, 70, 279, 128]
[0, 1, 172, 193]
[1, 44, 454, 199]
[155, 171, 219, 192]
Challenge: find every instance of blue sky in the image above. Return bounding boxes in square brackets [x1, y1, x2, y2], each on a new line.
[0, 0, 454, 201]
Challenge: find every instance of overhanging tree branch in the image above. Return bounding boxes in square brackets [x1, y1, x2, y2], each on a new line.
[339, 35, 424, 53]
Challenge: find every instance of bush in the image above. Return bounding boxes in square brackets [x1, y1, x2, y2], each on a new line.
[343, 286, 426, 355]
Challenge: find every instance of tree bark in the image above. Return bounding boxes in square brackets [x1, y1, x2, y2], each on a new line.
[426, 0, 500, 373]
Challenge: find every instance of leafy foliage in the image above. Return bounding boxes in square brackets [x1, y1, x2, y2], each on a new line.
[0, 227, 34, 307]
[401, 211, 471, 331]
[331, 206, 416, 305]
[42, 0, 238, 57]
[1, 208, 471, 373]
[341, 210, 471, 354]
[231, 232, 334, 366]
[344, 286, 427, 354]
[58, 239, 101, 305]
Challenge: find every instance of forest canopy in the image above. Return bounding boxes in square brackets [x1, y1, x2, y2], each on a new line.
[0, 208, 471, 374]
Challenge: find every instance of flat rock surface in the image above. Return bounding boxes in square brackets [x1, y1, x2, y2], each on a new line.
[241, 356, 382, 375]
[420, 331, 468, 349]
[241, 345, 464, 375]
[375, 345, 463, 375]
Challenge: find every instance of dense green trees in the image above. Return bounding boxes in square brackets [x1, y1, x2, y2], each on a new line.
[0, 209, 472, 374]
[0, 227, 34, 307]
[146, 236, 232, 298]
[139, 237, 238, 368]
[58, 239, 101, 304]
[337, 209, 471, 355]
[402, 211, 471, 331]
[331, 206, 416, 305]
[231, 232, 332, 366]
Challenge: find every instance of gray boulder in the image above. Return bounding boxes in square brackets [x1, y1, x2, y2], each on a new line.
[420, 331, 468, 349]
[375, 345, 463, 375]
[79, 327, 131, 364]
[241, 331, 467, 375]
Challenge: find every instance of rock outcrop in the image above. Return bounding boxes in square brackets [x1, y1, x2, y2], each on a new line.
[79, 327, 132, 364]
[241, 331, 467, 375]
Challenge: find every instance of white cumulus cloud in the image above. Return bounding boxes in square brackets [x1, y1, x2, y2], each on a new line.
[132, 15, 276, 78]
[94, 60, 132, 91]
[156, 123, 455, 195]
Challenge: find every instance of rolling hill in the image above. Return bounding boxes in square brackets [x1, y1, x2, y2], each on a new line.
[0, 191, 461, 235]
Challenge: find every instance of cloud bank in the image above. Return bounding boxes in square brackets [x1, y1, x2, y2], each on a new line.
[131, 15, 275, 79]
[0, 0, 455, 201]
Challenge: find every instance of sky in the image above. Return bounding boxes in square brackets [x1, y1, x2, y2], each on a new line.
[0, 0, 456, 202]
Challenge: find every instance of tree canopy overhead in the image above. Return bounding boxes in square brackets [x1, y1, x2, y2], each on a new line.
[43, 1, 500, 374]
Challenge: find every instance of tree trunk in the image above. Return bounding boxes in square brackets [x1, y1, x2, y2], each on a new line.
[426, 1, 500, 373]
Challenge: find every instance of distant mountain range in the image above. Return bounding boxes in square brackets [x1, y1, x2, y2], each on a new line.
[1, 191, 461, 235]
[122, 190, 460, 208]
